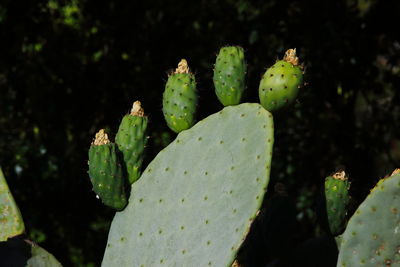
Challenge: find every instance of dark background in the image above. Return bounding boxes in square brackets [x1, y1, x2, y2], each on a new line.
[1, 0, 399, 266]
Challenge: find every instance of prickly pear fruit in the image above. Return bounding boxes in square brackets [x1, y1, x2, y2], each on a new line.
[115, 101, 148, 184]
[88, 129, 127, 210]
[324, 171, 350, 236]
[213, 46, 246, 106]
[0, 167, 25, 241]
[259, 49, 303, 112]
[337, 169, 400, 267]
[162, 59, 197, 133]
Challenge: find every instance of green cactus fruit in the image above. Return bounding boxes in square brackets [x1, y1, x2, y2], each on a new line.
[102, 103, 274, 267]
[324, 171, 350, 236]
[162, 59, 198, 133]
[88, 129, 127, 210]
[115, 101, 148, 184]
[337, 169, 400, 267]
[213, 46, 246, 106]
[0, 167, 25, 241]
[259, 48, 304, 112]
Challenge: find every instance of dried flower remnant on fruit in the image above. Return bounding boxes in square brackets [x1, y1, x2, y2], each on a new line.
[332, 171, 347, 181]
[283, 48, 299, 66]
[175, 59, 190, 74]
[130, 101, 145, 117]
[93, 129, 110, 146]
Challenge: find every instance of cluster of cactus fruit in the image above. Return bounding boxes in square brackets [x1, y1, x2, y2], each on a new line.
[1, 46, 399, 267]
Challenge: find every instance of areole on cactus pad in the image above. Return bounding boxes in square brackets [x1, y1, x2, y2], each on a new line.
[102, 103, 274, 267]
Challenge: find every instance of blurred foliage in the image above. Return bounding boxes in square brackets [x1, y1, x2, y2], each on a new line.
[0, 0, 399, 266]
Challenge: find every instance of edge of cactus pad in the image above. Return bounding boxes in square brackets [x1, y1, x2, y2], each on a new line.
[102, 103, 274, 267]
[0, 167, 25, 242]
[336, 172, 400, 267]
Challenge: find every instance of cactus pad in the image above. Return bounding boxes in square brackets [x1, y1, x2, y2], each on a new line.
[102, 103, 274, 267]
[0, 167, 25, 241]
[163, 59, 198, 133]
[88, 130, 128, 210]
[213, 46, 246, 106]
[324, 171, 350, 236]
[116, 101, 148, 184]
[337, 170, 400, 267]
[259, 49, 303, 112]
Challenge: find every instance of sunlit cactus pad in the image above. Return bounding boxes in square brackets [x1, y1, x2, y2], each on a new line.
[0, 167, 25, 242]
[337, 172, 400, 267]
[102, 103, 274, 267]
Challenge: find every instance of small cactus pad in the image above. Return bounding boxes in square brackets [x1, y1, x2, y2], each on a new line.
[26, 241, 62, 267]
[88, 130, 128, 210]
[163, 59, 198, 133]
[116, 101, 148, 184]
[324, 171, 350, 236]
[259, 49, 303, 112]
[337, 170, 400, 267]
[0, 167, 25, 241]
[213, 46, 246, 106]
[102, 103, 274, 267]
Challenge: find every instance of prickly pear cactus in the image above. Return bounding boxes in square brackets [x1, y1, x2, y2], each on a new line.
[213, 46, 246, 106]
[337, 169, 400, 267]
[0, 167, 25, 241]
[324, 171, 350, 236]
[259, 49, 303, 112]
[102, 103, 274, 267]
[88, 130, 127, 210]
[162, 59, 198, 133]
[116, 101, 148, 184]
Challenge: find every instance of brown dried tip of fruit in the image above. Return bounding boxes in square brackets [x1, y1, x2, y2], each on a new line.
[130, 100, 145, 117]
[92, 129, 110, 146]
[332, 170, 347, 181]
[283, 48, 299, 66]
[231, 260, 241, 267]
[391, 168, 400, 176]
[175, 59, 190, 74]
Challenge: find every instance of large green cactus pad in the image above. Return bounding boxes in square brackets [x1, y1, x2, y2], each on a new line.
[337, 172, 400, 267]
[102, 103, 274, 267]
[0, 167, 25, 241]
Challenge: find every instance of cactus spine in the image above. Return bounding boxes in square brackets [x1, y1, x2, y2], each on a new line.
[162, 59, 198, 133]
[259, 49, 303, 111]
[213, 46, 246, 106]
[88, 129, 127, 210]
[115, 101, 148, 184]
